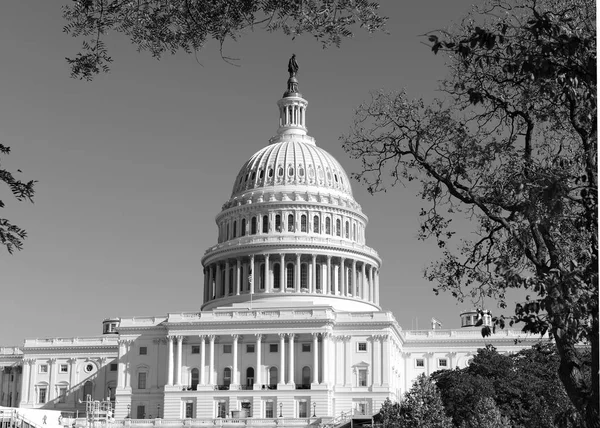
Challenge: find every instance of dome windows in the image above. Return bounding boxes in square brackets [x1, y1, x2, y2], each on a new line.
[269, 168, 274, 178]
[262, 216, 269, 233]
[251, 217, 257, 235]
[287, 214, 294, 232]
[301, 215, 307, 232]
[313, 216, 320, 233]
[299, 167, 304, 177]
[288, 167, 294, 177]
[325, 218, 331, 235]
[259, 170, 264, 179]
[336, 219, 341, 237]
[334, 174, 338, 182]
[251, 171, 256, 181]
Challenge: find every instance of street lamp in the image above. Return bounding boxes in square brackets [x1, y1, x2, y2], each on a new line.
[312, 402, 316, 418]
[279, 402, 283, 418]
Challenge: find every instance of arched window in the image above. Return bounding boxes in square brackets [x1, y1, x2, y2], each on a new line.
[191, 368, 199, 390]
[229, 268, 234, 294]
[273, 264, 280, 289]
[301, 215, 307, 232]
[325, 218, 331, 235]
[226, 224, 229, 241]
[223, 368, 231, 387]
[233, 221, 237, 238]
[316, 264, 321, 290]
[336, 219, 341, 236]
[275, 215, 282, 232]
[300, 264, 308, 289]
[287, 214, 294, 232]
[353, 224, 356, 241]
[259, 264, 265, 290]
[241, 219, 246, 237]
[83, 381, 93, 399]
[345, 221, 349, 238]
[302, 366, 311, 386]
[262, 215, 269, 233]
[347, 268, 352, 294]
[286, 263, 294, 288]
[313, 216, 320, 233]
[246, 367, 254, 386]
[251, 217, 257, 235]
[268, 367, 278, 387]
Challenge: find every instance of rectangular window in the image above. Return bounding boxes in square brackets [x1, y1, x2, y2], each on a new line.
[357, 342, 367, 352]
[217, 402, 227, 418]
[39, 364, 48, 374]
[138, 372, 147, 389]
[438, 358, 448, 368]
[415, 358, 425, 368]
[59, 364, 68, 373]
[58, 388, 67, 403]
[191, 346, 200, 354]
[302, 343, 311, 352]
[298, 401, 308, 418]
[246, 344, 255, 353]
[185, 402, 194, 418]
[110, 363, 118, 371]
[358, 369, 367, 387]
[136, 405, 145, 419]
[223, 344, 232, 354]
[265, 401, 274, 418]
[357, 403, 366, 415]
[38, 388, 47, 404]
[269, 344, 278, 353]
[139, 346, 147, 355]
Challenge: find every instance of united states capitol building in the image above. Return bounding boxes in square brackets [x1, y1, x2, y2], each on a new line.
[0, 61, 544, 426]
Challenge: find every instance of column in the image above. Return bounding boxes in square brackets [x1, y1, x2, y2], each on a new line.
[48, 358, 56, 400]
[352, 260, 357, 297]
[344, 337, 352, 387]
[199, 336, 206, 385]
[208, 335, 216, 385]
[203, 268, 209, 303]
[216, 264, 222, 298]
[250, 255, 255, 294]
[322, 333, 330, 384]
[295, 254, 301, 292]
[339, 257, 346, 296]
[280, 254, 285, 292]
[311, 255, 317, 294]
[326, 256, 332, 295]
[208, 265, 214, 300]
[232, 335, 239, 386]
[370, 267, 375, 303]
[403, 352, 411, 392]
[255, 335, 263, 388]
[288, 334, 295, 385]
[236, 259, 241, 295]
[312, 334, 319, 385]
[166, 337, 174, 386]
[278, 334, 286, 386]
[372, 336, 381, 386]
[118, 340, 127, 388]
[225, 260, 230, 295]
[362, 264, 367, 300]
[375, 269, 380, 305]
[264, 255, 271, 293]
[20, 360, 30, 404]
[67, 358, 75, 405]
[176, 336, 183, 386]
[381, 335, 389, 386]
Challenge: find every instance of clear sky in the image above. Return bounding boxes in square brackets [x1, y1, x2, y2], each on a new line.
[1, 0, 500, 346]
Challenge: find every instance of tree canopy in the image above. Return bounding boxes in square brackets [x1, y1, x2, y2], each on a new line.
[62, 0, 386, 80]
[0, 144, 36, 254]
[342, 0, 597, 425]
[432, 344, 583, 427]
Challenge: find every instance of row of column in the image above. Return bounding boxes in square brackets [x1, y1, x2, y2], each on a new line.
[0, 366, 20, 407]
[203, 254, 379, 305]
[165, 333, 335, 387]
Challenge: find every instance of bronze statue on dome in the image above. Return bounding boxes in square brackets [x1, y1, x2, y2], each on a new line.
[288, 54, 299, 77]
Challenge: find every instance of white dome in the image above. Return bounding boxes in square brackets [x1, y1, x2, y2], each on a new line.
[230, 137, 353, 200]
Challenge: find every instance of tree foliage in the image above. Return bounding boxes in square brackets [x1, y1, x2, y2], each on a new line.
[459, 397, 511, 428]
[0, 144, 36, 254]
[342, 0, 597, 425]
[377, 375, 453, 428]
[62, 0, 387, 80]
[432, 344, 583, 427]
